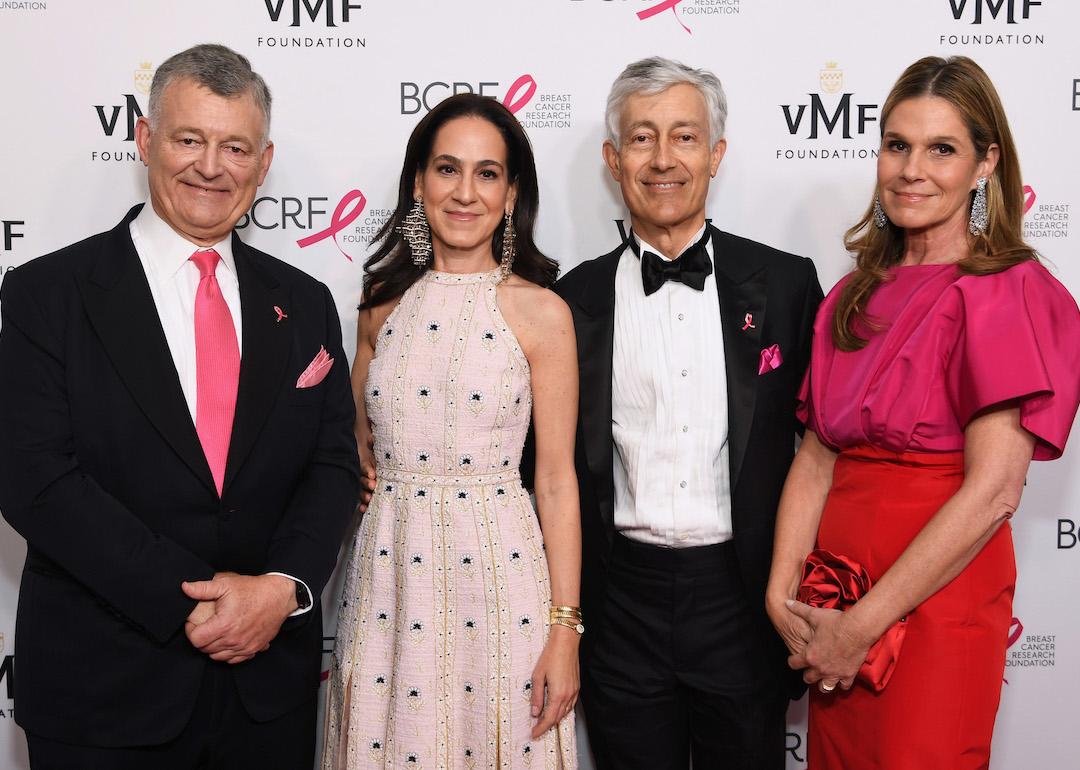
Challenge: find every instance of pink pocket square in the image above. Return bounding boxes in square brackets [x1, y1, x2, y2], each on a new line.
[758, 344, 782, 375]
[296, 346, 334, 388]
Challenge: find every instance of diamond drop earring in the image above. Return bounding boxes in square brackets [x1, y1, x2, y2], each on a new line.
[873, 195, 888, 229]
[968, 177, 988, 235]
[400, 197, 432, 266]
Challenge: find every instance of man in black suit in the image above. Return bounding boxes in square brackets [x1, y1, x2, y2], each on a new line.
[0, 44, 358, 769]
[559, 58, 822, 769]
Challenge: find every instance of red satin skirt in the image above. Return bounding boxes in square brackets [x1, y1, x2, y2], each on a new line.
[808, 445, 1015, 770]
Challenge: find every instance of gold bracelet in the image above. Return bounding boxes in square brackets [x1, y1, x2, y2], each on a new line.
[550, 605, 582, 615]
[550, 616, 585, 635]
[549, 607, 583, 622]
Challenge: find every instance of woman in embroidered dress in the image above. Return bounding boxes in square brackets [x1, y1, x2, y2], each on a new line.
[767, 56, 1079, 769]
[323, 93, 580, 769]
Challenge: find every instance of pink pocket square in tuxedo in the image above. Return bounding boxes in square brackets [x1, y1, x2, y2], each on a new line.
[296, 346, 334, 388]
[758, 344, 783, 375]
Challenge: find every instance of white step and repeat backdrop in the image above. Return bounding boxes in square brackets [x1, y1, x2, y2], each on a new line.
[1, 1, 1077, 767]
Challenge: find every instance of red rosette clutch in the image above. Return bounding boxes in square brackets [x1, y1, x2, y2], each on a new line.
[796, 548, 908, 692]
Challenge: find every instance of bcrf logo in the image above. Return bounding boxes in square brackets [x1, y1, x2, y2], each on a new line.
[400, 75, 538, 116]
[401, 81, 501, 115]
[237, 196, 332, 232]
[264, 0, 362, 26]
[1059, 518, 1078, 549]
[237, 189, 367, 262]
[949, 0, 1041, 23]
[785, 731, 805, 763]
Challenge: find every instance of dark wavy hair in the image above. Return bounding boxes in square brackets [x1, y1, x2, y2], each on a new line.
[362, 93, 557, 308]
[834, 56, 1037, 351]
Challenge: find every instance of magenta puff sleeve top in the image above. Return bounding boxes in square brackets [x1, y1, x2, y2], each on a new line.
[799, 260, 1080, 461]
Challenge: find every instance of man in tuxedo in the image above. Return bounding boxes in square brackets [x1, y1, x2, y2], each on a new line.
[0, 44, 358, 768]
[559, 57, 823, 768]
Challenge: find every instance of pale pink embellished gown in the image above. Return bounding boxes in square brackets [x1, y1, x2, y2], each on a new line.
[324, 268, 577, 769]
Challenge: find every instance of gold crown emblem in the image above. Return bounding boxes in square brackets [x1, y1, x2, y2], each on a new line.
[134, 61, 155, 95]
[819, 61, 844, 94]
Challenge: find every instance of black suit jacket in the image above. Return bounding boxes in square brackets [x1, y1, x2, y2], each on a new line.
[555, 225, 822, 692]
[0, 205, 359, 746]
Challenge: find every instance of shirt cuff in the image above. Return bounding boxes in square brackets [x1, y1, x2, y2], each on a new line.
[265, 572, 314, 617]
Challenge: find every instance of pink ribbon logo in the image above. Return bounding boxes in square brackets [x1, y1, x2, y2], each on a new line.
[274, 305, 288, 323]
[637, 0, 691, 35]
[502, 74, 537, 115]
[1003, 616, 1023, 685]
[742, 313, 756, 331]
[1022, 185, 1036, 215]
[1006, 617, 1023, 648]
[296, 189, 367, 262]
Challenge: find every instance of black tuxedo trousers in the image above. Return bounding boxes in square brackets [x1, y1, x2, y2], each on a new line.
[582, 534, 787, 769]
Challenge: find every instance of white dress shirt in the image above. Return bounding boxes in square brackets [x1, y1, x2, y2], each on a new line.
[611, 225, 733, 547]
[129, 200, 312, 614]
[130, 200, 243, 421]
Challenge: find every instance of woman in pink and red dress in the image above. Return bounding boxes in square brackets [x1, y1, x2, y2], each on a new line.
[766, 56, 1080, 770]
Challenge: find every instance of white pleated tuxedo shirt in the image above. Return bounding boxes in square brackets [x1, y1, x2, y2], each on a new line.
[611, 226, 733, 547]
[130, 200, 312, 614]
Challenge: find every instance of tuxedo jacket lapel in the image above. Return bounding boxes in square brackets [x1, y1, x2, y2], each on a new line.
[223, 235, 291, 493]
[711, 227, 769, 490]
[564, 246, 621, 528]
[77, 209, 216, 494]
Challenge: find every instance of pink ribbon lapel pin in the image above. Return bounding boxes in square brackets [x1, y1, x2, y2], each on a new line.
[297, 346, 334, 388]
[758, 343, 782, 375]
[742, 313, 756, 331]
[274, 305, 288, 323]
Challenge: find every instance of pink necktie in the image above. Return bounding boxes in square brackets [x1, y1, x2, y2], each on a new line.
[190, 249, 240, 496]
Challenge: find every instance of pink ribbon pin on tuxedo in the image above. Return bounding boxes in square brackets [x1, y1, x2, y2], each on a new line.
[758, 343, 782, 375]
[296, 346, 334, 389]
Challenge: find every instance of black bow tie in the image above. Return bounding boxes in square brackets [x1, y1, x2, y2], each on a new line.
[630, 231, 713, 296]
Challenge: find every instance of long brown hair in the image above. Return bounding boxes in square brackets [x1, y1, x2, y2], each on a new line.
[834, 56, 1037, 350]
[361, 94, 557, 310]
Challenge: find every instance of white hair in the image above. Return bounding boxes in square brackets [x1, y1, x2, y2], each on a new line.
[605, 56, 727, 147]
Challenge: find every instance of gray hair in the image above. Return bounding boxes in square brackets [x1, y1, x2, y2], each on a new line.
[605, 56, 727, 147]
[149, 43, 273, 147]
